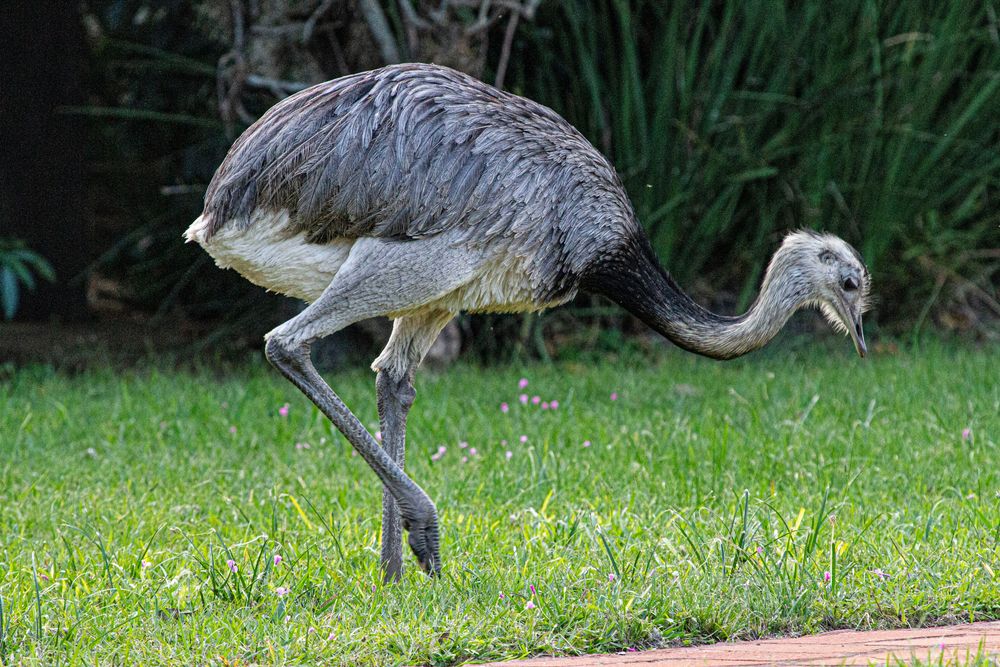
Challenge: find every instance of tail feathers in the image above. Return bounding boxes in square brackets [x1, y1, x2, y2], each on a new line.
[184, 214, 212, 244]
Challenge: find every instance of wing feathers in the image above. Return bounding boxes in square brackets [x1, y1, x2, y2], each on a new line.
[201, 63, 633, 296]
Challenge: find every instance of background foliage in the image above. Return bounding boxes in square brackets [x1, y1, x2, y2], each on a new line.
[16, 0, 998, 354]
[0, 240, 55, 321]
[511, 0, 1000, 334]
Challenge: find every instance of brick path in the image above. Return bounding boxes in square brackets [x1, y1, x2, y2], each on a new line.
[477, 622, 1000, 666]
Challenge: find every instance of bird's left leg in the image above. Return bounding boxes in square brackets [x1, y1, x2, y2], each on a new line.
[373, 310, 455, 582]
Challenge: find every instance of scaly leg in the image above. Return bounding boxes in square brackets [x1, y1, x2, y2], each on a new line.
[375, 367, 414, 581]
[263, 237, 479, 574]
[265, 338, 441, 572]
[374, 311, 454, 581]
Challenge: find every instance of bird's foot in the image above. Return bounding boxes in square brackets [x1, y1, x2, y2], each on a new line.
[401, 509, 441, 576]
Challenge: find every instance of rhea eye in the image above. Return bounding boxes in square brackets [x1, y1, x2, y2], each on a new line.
[842, 276, 859, 292]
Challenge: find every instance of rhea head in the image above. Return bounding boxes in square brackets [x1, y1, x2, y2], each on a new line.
[776, 230, 871, 357]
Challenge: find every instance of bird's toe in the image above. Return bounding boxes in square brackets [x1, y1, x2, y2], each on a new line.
[403, 514, 441, 576]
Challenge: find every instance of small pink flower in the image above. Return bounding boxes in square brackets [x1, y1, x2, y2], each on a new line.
[469, 447, 477, 456]
[308, 626, 316, 634]
[500, 402, 509, 413]
[756, 546, 763, 557]
[227, 559, 237, 573]
[583, 440, 591, 448]
[275, 586, 289, 596]
[520, 435, 528, 443]
[608, 572, 616, 583]
[519, 394, 529, 404]
[460, 441, 468, 449]
[273, 554, 282, 566]
[142, 559, 152, 569]
[295, 442, 310, 450]
[499, 592, 505, 599]
[501, 439, 508, 445]
[519, 378, 529, 389]
[284, 615, 291, 623]
[541, 402, 549, 410]
[375, 431, 382, 442]
[328, 631, 336, 640]
[229, 426, 237, 434]
[531, 395, 541, 405]
[525, 600, 535, 610]
[823, 571, 831, 583]
[461, 456, 469, 463]
[550, 400, 559, 410]
[962, 428, 972, 440]
[610, 392, 618, 401]
[505, 450, 513, 460]
[529, 584, 536, 595]
[39, 573, 49, 582]
[278, 403, 289, 417]
[871, 568, 889, 580]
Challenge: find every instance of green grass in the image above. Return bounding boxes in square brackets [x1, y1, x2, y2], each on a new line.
[899, 643, 1000, 667]
[0, 340, 997, 665]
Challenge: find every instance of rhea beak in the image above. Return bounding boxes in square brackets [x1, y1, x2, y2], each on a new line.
[839, 299, 867, 358]
[850, 314, 867, 358]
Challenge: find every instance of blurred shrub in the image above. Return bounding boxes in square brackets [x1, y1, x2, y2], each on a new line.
[508, 0, 999, 336]
[0, 240, 55, 320]
[77, 0, 998, 355]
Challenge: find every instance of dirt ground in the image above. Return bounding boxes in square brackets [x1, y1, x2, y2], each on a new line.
[0, 320, 210, 369]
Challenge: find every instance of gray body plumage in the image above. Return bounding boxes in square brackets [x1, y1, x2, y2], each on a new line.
[201, 63, 637, 306]
[188, 63, 871, 579]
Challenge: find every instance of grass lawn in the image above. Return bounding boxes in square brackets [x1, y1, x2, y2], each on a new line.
[0, 340, 997, 665]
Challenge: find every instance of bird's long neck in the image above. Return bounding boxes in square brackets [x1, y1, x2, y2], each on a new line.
[584, 235, 807, 360]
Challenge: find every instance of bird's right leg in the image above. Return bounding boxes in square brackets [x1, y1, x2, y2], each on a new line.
[373, 310, 454, 582]
[263, 236, 480, 574]
[265, 336, 442, 573]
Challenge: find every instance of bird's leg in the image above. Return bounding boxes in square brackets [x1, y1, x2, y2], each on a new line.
[264, 336, 441, 574]
[375, 364, 416, 582]
[259, 237, 474, 575]
[370, 310, 454, 581]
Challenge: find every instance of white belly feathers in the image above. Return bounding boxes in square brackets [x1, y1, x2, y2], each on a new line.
[184, 209, 570, 315]
[185, 210, 352, 303]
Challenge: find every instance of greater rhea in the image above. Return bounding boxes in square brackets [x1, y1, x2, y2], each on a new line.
[186, 63, 870, 580]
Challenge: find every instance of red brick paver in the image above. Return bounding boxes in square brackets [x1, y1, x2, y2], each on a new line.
[478, 622, 1000, 666]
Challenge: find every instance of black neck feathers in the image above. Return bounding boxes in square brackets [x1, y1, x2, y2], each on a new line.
[581, 233, 744, 359]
